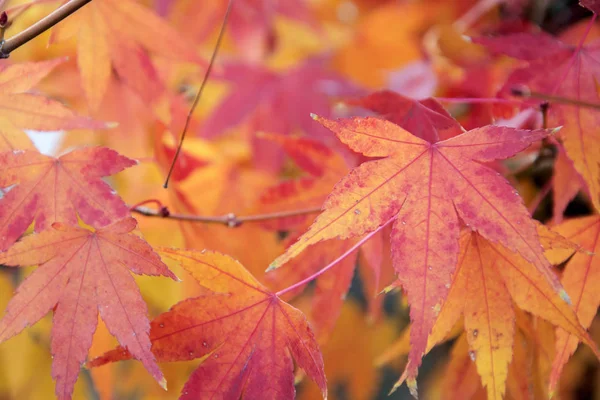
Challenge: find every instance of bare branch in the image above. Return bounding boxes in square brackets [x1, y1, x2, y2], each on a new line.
[0, 0, 92, 58]
[132, 205, 322, 228]
[163, 0, 234, 188]
[511, 87, 600, 111]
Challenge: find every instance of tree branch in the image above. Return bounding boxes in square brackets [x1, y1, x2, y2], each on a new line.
[511, 87, 600, 111]
[132, 205, 322, 228]
[0, 0, 92, 58]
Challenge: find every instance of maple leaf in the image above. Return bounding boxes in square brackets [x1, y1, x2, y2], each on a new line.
[259, 133, 384, 337]
[0, 117, 35, 153]
[268, 233, 360, 338]
[200, 58, 360, 169]
[298, 302, 397, 400]
[50, 0, 201, 109]
[269, 115, 561, 380]
[392, 230, 598, 399]
[153, 130, 284, 277]
[258, 132, 348, 230]
[439, 334, 485, 399]
[474, 31, 600, 211]
[347, 90, 464, 143]
[0, 146, 136, 250]
[168, 0, 314, 60]
[89, 249, 327, 400]
[553, 147, 584, 222]
[0, 218, 176, 399]
[0, 58, 106, 132]
[544, 216, 600, 394]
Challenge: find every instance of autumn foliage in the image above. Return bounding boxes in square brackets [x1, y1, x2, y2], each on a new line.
[1, 0, 600, 399]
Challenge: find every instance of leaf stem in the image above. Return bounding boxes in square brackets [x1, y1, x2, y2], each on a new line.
[163, 0, 233, 188]
[0, 0, 92, 58]
[132, 205, 322, 227]
[274, 216, 395, 297]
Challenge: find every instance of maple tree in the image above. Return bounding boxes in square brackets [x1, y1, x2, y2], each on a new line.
[0, 0, 600, 399]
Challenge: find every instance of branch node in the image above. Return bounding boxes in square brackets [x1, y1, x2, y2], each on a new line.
[510, 85, 530, 97]
[225, 213, 241, 228]
[0, 40, 8, 59]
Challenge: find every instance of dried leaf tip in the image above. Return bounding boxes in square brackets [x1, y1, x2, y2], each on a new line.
[310, 113, 320, 121]
[559, 288, 572, 304]
[407, 378, 419, 399]
[550, 126, 563, 135]
[388, 381, 401, 395]
[381, 283, 399, 294]
[265, 261, 280, 272]
[159, 376, 168, 391]
[389, 375, 417, 397]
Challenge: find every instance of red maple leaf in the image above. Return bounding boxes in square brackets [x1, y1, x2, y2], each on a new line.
[167, 0, 315, 60]
[475, 30, 600, 212]
[0, 147, 136, 250]
[269, 115, 561, 382]
[348, 90, 464, 143]
[89, 249, 327, 400]
[200, 58, 361, 169]
[0, 218, 176, 399]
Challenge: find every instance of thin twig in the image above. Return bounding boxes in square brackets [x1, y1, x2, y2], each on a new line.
[163, 0, 233, 188]
[435, 97, 523, 105]
[275, 216, 395, 296]
[132, 205, 322, 228]
[0, 0, 92, 58]
[511, 87, 600, 111]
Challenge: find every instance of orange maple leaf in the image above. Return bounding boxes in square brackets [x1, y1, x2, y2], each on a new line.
[545, 216, 600, 394]
[269, 115, 561, 381]
[0, 58, 106, 135]
[50, 0, 201, 109]
[89, 249, 327, 400]
[0, 147, 136, 250]
[0, 218, 176, 400]
[391, 229, 598, 398]
[417, 230, 596, 397]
